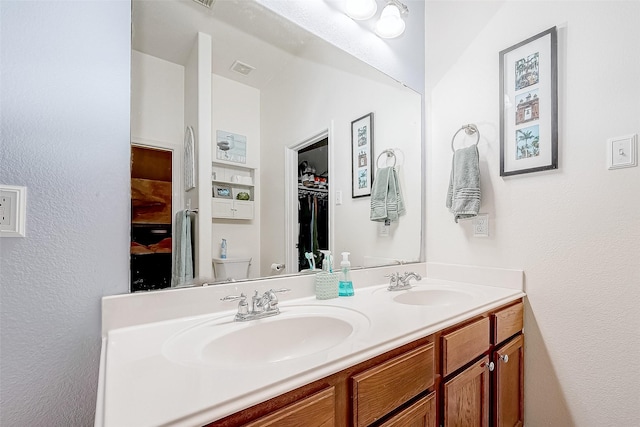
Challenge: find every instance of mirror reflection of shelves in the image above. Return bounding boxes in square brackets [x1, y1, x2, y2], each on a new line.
[212, 162, 256, 219]
[298, 184, 328, 199]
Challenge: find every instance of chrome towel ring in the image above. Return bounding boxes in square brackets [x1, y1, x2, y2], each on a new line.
[376, 149, 397, 168]
[451, 124, 480, 152]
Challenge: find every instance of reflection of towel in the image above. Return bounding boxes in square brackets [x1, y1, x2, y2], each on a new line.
[446, 145, 481, 223]
[370, 167, 406, 222]
[171, 210, 194, 287]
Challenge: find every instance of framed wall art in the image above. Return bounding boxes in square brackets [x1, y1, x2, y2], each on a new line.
[500, 27, 558, 176]
[213, 184, 232, 199]
[215, 130, 247, 164]
[351, 112, 374, 198]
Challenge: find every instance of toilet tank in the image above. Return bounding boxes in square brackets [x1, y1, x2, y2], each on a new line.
[212, 257, 252, 281]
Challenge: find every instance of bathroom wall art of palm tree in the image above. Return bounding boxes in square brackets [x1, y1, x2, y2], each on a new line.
[516, 125, 540, 160]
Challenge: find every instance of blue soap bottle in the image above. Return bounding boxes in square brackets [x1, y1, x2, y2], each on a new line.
[338, 252, 354, 297]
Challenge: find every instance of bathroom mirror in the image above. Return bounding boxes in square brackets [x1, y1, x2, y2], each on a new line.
[131, 0, 422, 289]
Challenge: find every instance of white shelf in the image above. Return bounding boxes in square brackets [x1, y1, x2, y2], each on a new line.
[212, 179, 254, 188]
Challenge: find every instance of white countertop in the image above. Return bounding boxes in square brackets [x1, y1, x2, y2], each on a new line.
[99, 276, 524, 427]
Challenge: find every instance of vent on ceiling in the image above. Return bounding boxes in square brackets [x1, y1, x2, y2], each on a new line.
[231, 60, 255, 76]
[192, 0, 215, 8]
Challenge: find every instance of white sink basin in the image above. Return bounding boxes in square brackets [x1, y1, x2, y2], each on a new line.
[392, 288, 477, 306]
[162, 305, 370, 367]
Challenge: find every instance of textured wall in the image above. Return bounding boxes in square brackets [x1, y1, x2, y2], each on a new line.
[0, 1, 131, 425]
[425, 1, 640, 425]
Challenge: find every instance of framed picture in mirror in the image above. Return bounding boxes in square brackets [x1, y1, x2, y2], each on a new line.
[213, 184, 232, 199]
[351, 112, 374, 198]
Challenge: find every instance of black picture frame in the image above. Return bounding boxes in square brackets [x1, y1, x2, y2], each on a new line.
[351, 112, 374, 198]
[499, 27, 558, 176]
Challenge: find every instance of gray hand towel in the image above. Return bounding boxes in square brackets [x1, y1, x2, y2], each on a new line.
[172, 210, 194, 287]
[371, 167, 406, 222]
[446, 145, 481, 223]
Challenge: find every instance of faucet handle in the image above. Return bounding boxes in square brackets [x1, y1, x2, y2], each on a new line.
[221, 293, 247, 302]
[385, 272, 400, 282]
[270, 288, 291, 294]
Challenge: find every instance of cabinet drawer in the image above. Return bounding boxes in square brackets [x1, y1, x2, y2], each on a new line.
[378, 392, 437, 427]
[244, 386, 335, 427]
[442, 317, 490, 376]
[493, 302, 523, 345]
[352, 343, 434, 427]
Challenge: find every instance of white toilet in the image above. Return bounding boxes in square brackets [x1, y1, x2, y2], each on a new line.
[212, 257, 252, 281]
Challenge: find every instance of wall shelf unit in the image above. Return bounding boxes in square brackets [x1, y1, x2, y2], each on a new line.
[212, 162, 256, 220]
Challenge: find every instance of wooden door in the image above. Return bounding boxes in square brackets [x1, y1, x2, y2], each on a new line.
[443, 356, 490, 427]
[494, 335, 524, 427]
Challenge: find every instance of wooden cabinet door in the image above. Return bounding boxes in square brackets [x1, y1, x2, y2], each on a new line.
[443, 356, 490, 427]
[244, 386, 335, 427]
[494, 335, 524, 427]
[379, 392, 437, 427]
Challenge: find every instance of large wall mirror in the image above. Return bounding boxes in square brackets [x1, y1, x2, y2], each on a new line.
[130, 0, 423, 291]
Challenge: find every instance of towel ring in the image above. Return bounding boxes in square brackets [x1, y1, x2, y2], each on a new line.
[376, 149, 397, 168]
[451, 124, 480, 152]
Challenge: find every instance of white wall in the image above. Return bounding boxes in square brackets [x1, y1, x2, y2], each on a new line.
[131, 50, 184, 144]
[211, 75, 261, 278]
[425, 1, 640, 425]
[261, 50, 422, 271]
[0, 1, 131, 425]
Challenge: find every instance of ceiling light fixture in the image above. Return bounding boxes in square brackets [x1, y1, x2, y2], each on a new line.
[345, 0, 378, 20]
[374, 0, 408, 39]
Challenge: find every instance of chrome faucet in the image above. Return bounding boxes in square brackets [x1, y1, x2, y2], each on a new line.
[222, 288, 290, 321]
[387, 271, 422, 291]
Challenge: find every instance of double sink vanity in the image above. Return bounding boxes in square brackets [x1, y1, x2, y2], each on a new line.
[96, 263, 525, 426]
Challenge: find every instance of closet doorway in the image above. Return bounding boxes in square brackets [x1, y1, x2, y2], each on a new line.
[284, 128, 334, 274]
[297, 138, 329, 271]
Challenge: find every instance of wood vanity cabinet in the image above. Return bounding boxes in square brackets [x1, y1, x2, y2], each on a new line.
[206, 299, 523, 427]
[440, 300, 524, 427]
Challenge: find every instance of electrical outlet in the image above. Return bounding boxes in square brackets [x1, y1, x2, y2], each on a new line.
[0, 185, 26, 237]
[473, 214, 489, 237]
[379, 220, 390, 237]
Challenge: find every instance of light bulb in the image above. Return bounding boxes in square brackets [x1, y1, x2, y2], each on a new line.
[374, 3, 406, 38]
[345, 0, 377, 21]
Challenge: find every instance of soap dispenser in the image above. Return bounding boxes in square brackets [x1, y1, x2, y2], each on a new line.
[315, 250, 338, 300]
[339, 252, 354, 297]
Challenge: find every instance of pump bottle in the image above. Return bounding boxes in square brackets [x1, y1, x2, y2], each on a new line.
[338, 252, 354, 296]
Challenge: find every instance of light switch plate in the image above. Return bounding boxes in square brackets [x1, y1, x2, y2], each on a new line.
[608, 134, 637, 170]
[0, 185, 27, 237]
[473, 214, 489, 237]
